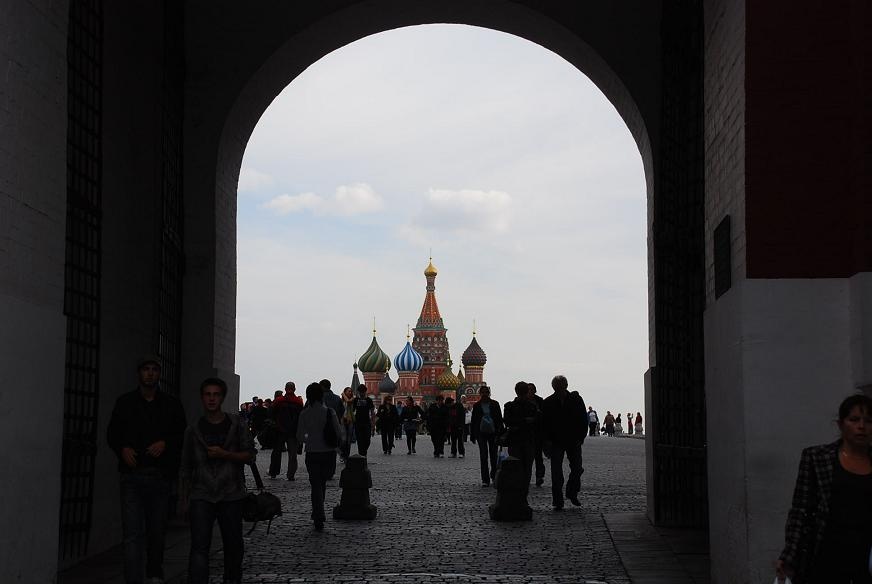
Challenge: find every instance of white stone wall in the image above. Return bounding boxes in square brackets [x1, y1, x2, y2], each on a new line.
[0, 1, 68, 581]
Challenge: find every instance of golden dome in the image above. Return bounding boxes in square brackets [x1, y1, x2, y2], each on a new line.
[424, 259, 438, 277]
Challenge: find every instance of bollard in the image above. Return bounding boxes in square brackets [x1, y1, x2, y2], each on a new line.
[333, 454, 378, 520]
[488, 455, 533, 521]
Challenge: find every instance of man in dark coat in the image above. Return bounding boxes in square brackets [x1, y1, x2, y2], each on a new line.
[319, 379, 345, 479]
[503, 381, 540, 494]
[470, 385, 504, 486]
[268, 381, 303, 479]
[528, 382, 547, 486]
[426, 394, 449, 457]
[446, 397, 466, 458]
[107, 355, 187, 584]
[540, 375, 587, 510]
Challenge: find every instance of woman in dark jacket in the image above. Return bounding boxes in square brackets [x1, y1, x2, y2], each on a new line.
[470, 385, 503, 486]
[376, 395, 399, 455]
[399, 396, 424, 454]
[776, 394, 872, 584]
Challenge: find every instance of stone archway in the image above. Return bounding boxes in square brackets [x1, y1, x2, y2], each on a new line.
[181, 0, 706, 532]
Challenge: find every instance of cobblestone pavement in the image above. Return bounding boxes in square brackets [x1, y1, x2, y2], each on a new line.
[201, 435, 646, 584]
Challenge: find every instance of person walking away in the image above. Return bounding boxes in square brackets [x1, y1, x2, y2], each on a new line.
[541, 375, 587, 510]
[107, 355, 187, 584]
[627, 412, 633, 435]
[586, 406, 598, 437]
[319, 379, 344, 479]
[427, 395, 449, 457]
[446, 397, 466, 458]
[394, 400, 405, 441]
[528, 383, 547, 487]
[776, 394, 872, 584]
[464, 405, 472, 443]
[249, 399, 268, 448]
[603, 411, 615, 437]
[635, 412, 644, 435]
[377, 395, 399, 454]
[179, 378, 255, 584]
[400, 396, 423, 454]
[470, 385, 503, 487]
[268, 382, 303, 480]
[615, 413, 623, 436]
[503, 381, 539, 493]
[351, 385, 375, 456]
[297, 382, 345, 530]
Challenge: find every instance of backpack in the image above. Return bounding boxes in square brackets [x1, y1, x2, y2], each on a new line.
[243, 462, 282, 534]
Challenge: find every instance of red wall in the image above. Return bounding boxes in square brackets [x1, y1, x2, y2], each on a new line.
[746, 0, 872, 277]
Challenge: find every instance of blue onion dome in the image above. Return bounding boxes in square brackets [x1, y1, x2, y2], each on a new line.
[394, 340, 424, 372]
[436, 359, 461, 391]
[378, 371, 397, 394]
[461, 335, 487, 367]
[358, 336, 391, 374]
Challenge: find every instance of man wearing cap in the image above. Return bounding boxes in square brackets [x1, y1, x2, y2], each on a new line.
[107, 355, 187, 584]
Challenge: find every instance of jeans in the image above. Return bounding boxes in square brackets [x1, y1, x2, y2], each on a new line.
[550, 442, 584, 506]
[431, 428, 446, 456]
[119, 470, 171, 583]
[588, 422, 597, 437]
[268, 432, 298, 479]
[477, 434, 498, 483]
[450, 429, 465, 456]
[340, 423, 352, 461]
[381, 427, 395, 452]
[356, 425, 371, 456]
[188, 498, 244, 584]
[405, 429, 417, 452]
[305, 451, 334, 523]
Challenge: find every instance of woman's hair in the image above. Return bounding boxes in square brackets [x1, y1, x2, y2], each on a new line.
[514, 381, 528, 396]
[837, 393, 872, 421]
[306, 382, 324, 403]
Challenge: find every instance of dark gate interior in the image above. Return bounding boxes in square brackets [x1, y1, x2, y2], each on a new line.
[649, 1, 708, 527]
[59, 0, 104, 561]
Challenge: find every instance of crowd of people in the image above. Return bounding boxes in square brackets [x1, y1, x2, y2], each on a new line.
[583, 407, 644, 437]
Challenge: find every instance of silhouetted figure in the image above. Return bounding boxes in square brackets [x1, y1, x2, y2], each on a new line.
[528, 383, 546, 486]
[351, 386, 375, 456]
[446, 397, 466, 458]
[268, 382, 303, 480]
[427, 395, 449, 457]
[400, 396, 423, 454]
[319, 379, 344, 479]
[541, 375, 587, 510]
[297, 382, 345, 530]
[376, 395, 399, 454]
[503, 381, 539, 494]
[107, 355, 186, 584]
[471, 385, 503, 486]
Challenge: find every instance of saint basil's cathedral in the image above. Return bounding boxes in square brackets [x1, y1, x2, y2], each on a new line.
[353, 259, 488, 407]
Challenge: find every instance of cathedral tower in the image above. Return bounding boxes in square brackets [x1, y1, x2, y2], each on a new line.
[412, 258, 450, 400]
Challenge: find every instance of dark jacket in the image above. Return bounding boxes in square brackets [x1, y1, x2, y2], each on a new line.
[470, 399, 503, 442]
[400, 404, 423, 432]
[503, 397, 539, 447]
[271, 394, 303, 435]
[447, 402, 466, 433]
[322, 388, 345, 422]
[180, 413, 255, 503]
[106, 388, 187, 477]
[779, 440, 872, 582]
[540, 390, 587, 447]
[376, 403, 399, 431]
[426, 403, 449, 432]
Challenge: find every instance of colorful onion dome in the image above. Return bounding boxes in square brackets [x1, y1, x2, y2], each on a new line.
[424, 258, 438, 277]
[394, 340, 424, 372]
[358, 336, 391, 373]
[456, 366, 465, 382]
[436, 360, 461, 391]
[378, 371, 397, 394]
[461, 335, 487, 367]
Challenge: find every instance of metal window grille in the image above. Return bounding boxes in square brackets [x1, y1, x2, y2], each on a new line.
[156, 0, 185, 397]
[650, 1, 708, 528]
[60, 0, 103, 561]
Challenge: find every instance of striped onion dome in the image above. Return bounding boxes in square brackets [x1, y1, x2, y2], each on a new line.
[378, 371, 397, 394]
[394, 341, 424, 372]
[461, 336, 487, 367]
[436, 360, 461, 391]
[358, 336, 391, 374]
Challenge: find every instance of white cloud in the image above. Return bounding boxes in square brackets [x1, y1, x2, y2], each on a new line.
[238, 167, 275, 193]
[259, 183, 384, 216]
[399, 188, 513, 243]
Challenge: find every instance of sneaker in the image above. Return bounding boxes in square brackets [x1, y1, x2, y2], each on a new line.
[535, 478, 544, 487]
[449, 454, 456, 458]
[407, 451, 412, 455]
[552, 504, 565, 511]
[267, 474, 277, 479]
[459, 454, 464, 458]
[481, 481, 490, 487]
[568, 494, 581, 507]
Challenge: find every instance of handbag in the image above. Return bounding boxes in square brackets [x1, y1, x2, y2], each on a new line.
[243, 462, 282, 535]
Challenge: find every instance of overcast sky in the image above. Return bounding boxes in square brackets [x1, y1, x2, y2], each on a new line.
[236, 24, 647, 416]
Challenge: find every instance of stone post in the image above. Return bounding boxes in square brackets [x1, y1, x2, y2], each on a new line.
[333, 455, 378, 520]
[488, 456, 533, 521]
